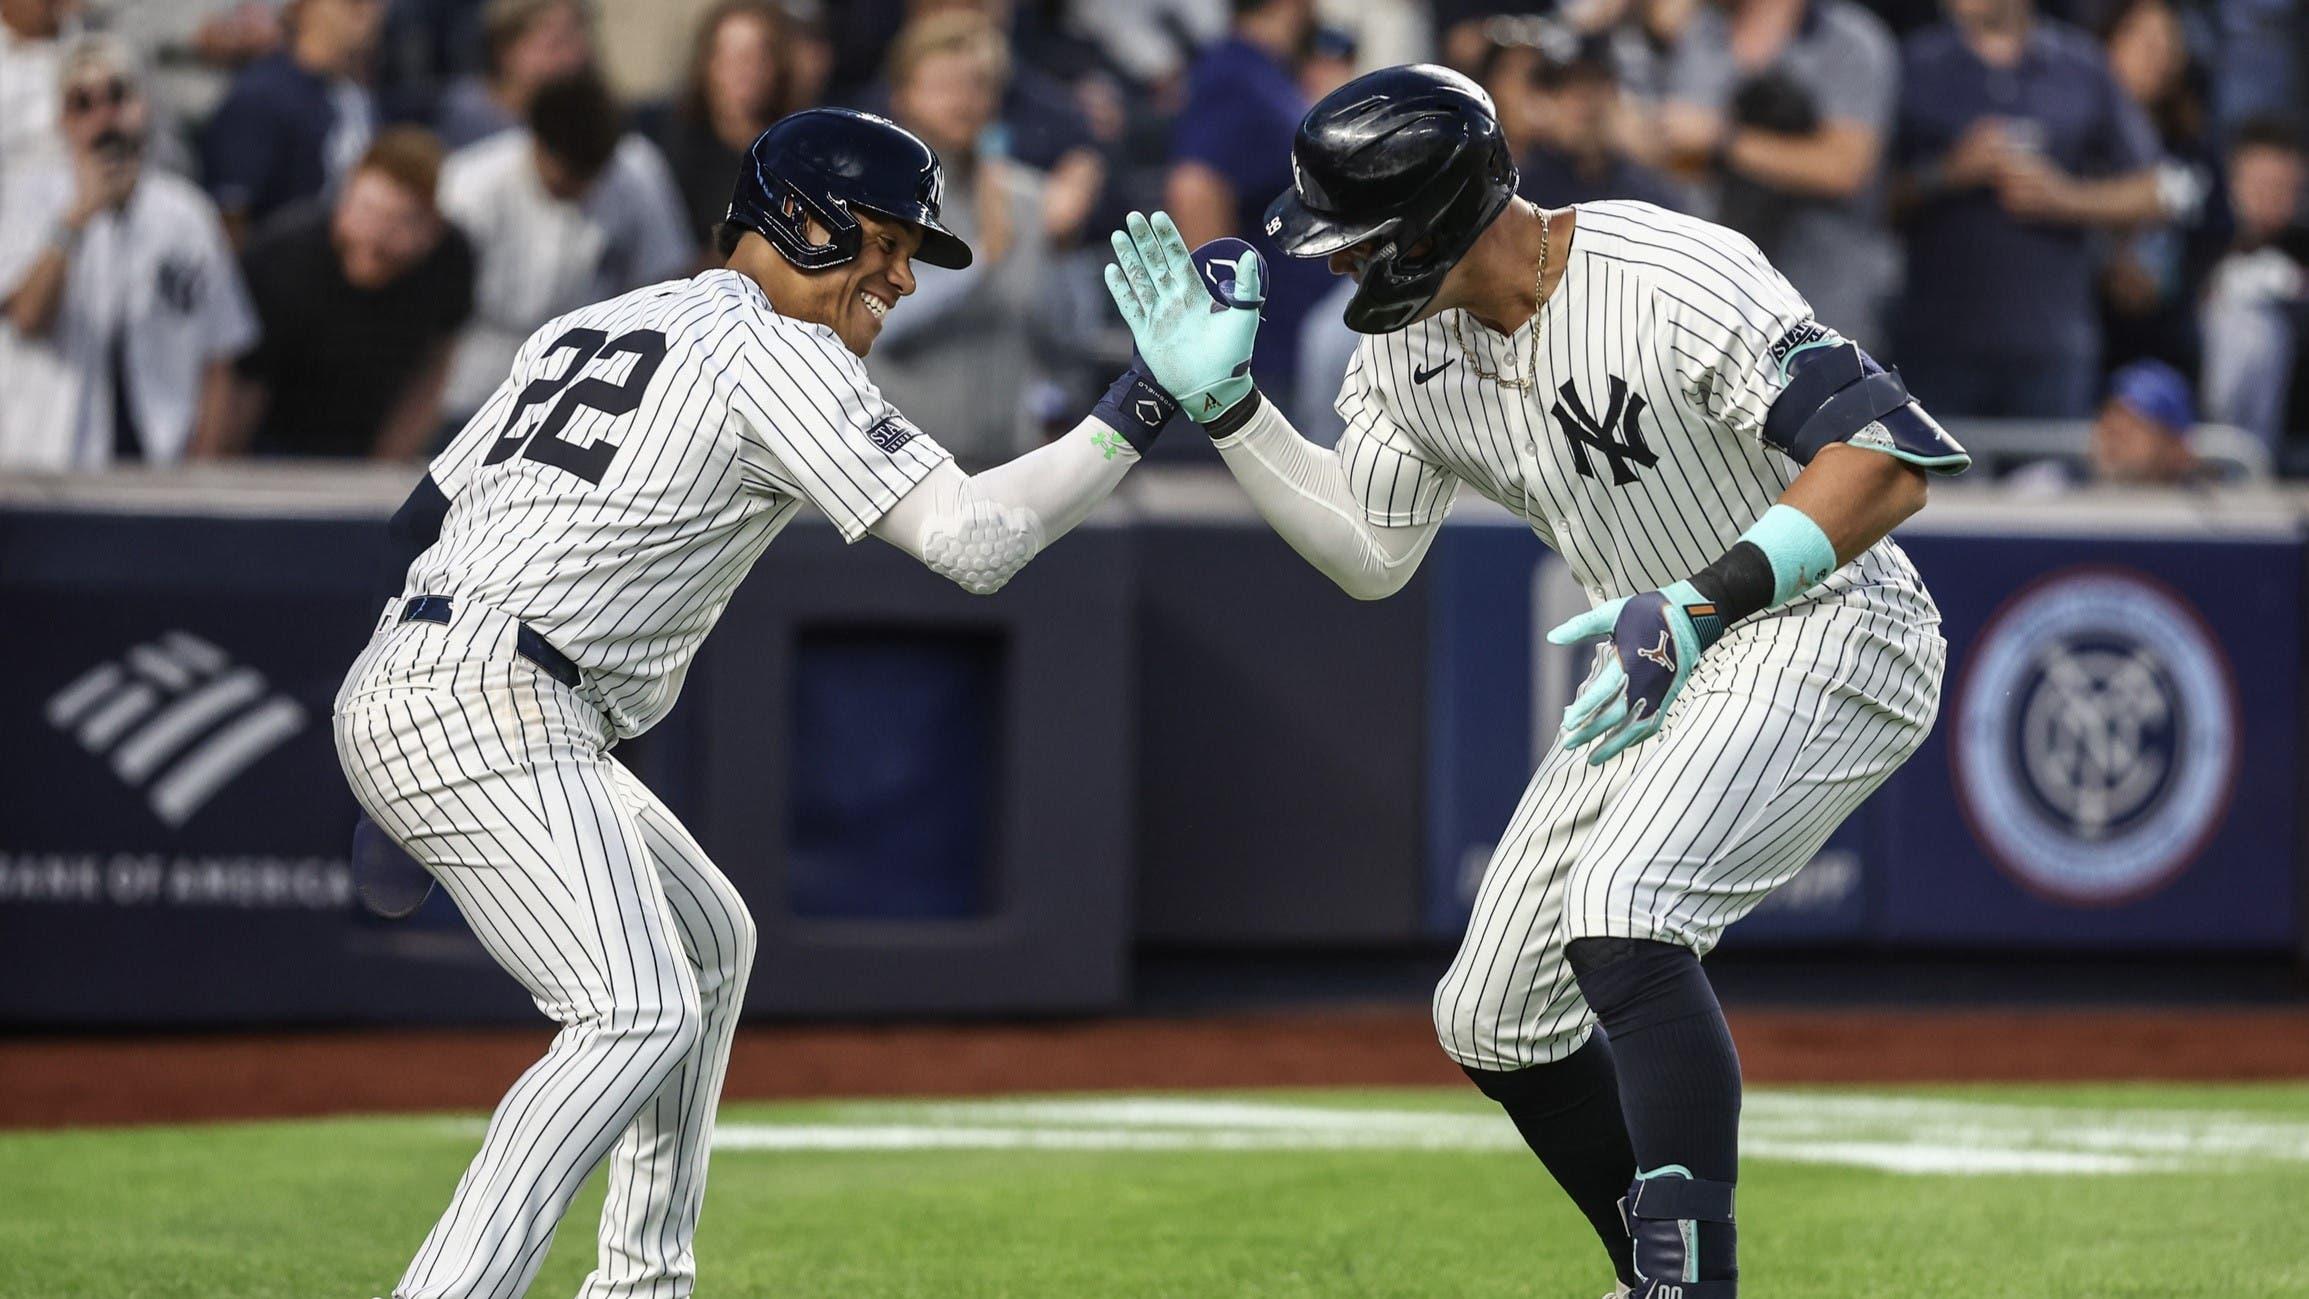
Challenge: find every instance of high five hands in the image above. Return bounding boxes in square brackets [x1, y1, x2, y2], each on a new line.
[1103, 211, 1265, 424]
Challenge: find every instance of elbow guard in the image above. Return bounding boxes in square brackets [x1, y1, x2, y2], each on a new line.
[1762, 341, 1971, 475]
[920, 497, 1045, 596]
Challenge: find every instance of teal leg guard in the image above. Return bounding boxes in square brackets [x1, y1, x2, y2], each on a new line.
[1621, 1166, 1736, 1298]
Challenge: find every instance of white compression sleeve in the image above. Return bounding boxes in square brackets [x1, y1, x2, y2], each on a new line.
[870, 415, 1138, 594]
[1210, 399, 1445, 600]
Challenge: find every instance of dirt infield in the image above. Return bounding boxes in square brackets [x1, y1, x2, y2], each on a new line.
[5, 1006, 2309, 1129]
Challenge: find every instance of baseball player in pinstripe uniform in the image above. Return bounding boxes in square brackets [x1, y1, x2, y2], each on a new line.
[336, 108, 1187, 1299]
[1106, 66, 1969, 1298]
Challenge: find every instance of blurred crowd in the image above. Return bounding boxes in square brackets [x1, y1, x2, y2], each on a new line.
[0, 0, 2304, 485]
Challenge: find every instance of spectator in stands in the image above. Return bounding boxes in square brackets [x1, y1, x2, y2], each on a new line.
[1066, 0, 1225, 93]
[0, 36, 255, 469]
[867, 10, 1052, 469]
[1479, 21, 1554, 157]
[2200, 117, 2307, 456]
[201, 0, 384, 243]
[841, 0, 1110, 254]
[436, 67, 689, 422]
[433, 0, 590, 150]
[1167, 0, 1331, 422]
[230, 128, 473, 459]
[2003, 358, 2205, 492]
[2213, 0, 2301, 132]
[0, 0, 72, 182]
[2090, 358, 2201, 484]
[2096, 0, 2224, 377]
[1661, 0, 1902, 348]
[777, 0, 834, 112]
[1298, 23, 1357, 102]
[363, 0, 479, 114]
[1891, 0, 2164, 418]
[644, 0, 791, 254]
[98, 1, 281, 145]
[1485, 19, 1680, 211]
[1601, 0, 1707, 118]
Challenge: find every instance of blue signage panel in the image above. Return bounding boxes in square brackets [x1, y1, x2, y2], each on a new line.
[0, 511, 531, 1024]
[1880, 535, 2298, 948]
[1419, 524, 2298, 953]
[1421, 526, 1543, 937]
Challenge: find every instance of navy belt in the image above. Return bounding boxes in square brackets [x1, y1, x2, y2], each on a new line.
[399, 595, 581, 689]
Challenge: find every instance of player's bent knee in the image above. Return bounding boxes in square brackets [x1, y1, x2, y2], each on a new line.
[596, 983, 707, 1058]
[1430, 984, 1589, 1071]
[707, 910, 760, 1004]
[656, 1000, 706, 1058]
[1564, 937, 1706, 1025]
[1564, 936, 1692, 979]
[732, 907, 760, 969]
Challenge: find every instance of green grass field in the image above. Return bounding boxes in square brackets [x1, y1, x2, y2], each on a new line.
[4, 1083, 2306, 1298]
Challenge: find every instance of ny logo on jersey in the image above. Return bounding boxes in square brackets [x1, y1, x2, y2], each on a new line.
[155, 256, 204, 315]
[1551, 375, 1658, 487]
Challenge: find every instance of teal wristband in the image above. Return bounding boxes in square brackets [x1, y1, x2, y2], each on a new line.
[1740, 504, 1838, 607]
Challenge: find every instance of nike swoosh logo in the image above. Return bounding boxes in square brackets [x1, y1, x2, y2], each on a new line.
[1413, 358, 1455, 384]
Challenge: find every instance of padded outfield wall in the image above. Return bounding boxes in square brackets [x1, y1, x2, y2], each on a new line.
[0, 468, 2300, 1024]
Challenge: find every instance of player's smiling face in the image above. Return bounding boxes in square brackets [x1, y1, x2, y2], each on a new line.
[737, 208, 925, 356]
[825, 209, 922, 356]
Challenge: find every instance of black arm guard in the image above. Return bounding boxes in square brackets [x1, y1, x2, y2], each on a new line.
[1760, 341, 1971, 475]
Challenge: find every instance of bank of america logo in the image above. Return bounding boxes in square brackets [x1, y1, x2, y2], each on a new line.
[45, 631, 307, 827]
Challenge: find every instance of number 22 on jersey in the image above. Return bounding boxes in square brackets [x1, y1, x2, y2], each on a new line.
[483, 326, 670, 485]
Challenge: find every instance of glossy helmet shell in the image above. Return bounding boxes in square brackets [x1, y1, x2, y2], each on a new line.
[727, 107, 972, 271]
[1264, 64, 1516, 333]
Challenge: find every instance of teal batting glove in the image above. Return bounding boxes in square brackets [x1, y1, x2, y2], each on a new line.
[1102, 211, 1263, 423]
[1545, 579, 1727, 765]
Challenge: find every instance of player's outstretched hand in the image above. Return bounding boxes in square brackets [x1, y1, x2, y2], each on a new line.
[1103, 211, 1264, 424]
[1545, 581, 1727, 764]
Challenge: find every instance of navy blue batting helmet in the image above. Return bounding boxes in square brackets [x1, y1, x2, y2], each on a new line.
[727, 108, 972, 271]
[1265, 65, 1516, 334]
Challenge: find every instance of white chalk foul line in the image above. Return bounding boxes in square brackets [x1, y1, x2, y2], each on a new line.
[437, 1091, 2309, 1176]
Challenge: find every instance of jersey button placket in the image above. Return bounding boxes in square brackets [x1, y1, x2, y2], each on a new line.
[1515, 387, 1551, 536]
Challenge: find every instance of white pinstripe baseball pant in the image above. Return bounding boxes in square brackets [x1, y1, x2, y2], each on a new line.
[1434, 598, 1944, 1072]
[335, 600, 756, 1299]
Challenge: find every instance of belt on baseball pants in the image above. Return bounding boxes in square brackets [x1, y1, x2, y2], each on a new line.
[398, 595, 581, 689]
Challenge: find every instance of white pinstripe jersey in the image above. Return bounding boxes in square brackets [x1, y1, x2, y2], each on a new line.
[407, 268, 951, 737]
[1337, 201, 1933, 624]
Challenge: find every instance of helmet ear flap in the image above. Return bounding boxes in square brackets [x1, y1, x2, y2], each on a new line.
[758, 177, 860, 271]
[1339, 135, 1515, 333]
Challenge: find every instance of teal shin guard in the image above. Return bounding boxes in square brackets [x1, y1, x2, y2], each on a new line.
[1623, 1166, 1736, 1298]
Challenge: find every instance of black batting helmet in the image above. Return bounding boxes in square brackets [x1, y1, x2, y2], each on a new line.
[1264, 65, 1516, 334]
[727, 108, 972, 272]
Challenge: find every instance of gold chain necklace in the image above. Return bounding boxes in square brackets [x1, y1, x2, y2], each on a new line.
[1448, 208, 1550, 391]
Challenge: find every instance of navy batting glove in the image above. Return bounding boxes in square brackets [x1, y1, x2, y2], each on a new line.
[1546, 580, 1727, 764]
[1090, 353, 1180, 456]
[1189, 235, 1266, 312]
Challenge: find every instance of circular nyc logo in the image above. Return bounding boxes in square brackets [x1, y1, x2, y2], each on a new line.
[1951, 569, 2237, 905]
